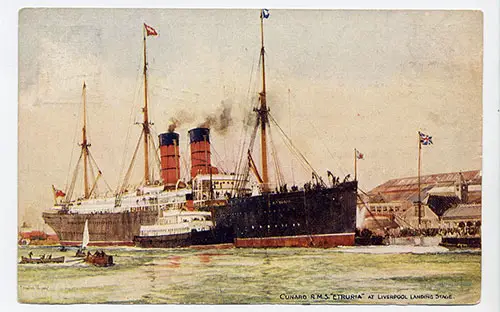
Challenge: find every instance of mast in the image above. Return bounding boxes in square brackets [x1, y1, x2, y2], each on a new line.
[143, 26, 151, 185]
[82, 82, 90, 199]
[258, 10, 270, 192]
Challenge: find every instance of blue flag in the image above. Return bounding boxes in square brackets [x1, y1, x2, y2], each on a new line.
[419, 131, 433, 145]
[262, 9, 270, 19]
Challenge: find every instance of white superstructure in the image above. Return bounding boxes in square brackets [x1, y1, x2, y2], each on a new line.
[139, 209, 213, 237]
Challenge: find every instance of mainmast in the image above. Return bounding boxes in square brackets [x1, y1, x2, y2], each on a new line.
[81, 82, 90, 199]
[142, 25, 151, 185]
[258, 9, 270, 192]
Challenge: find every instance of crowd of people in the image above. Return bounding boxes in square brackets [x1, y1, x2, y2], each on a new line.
[386, 226, 481, 238]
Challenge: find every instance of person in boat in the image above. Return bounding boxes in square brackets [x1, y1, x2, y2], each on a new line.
[28, 251, 33, 259]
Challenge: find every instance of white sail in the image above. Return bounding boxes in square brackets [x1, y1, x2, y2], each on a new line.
[82, 219, 89, 249]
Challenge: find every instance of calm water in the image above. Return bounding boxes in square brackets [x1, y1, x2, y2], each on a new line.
[17, 245, 481, 304]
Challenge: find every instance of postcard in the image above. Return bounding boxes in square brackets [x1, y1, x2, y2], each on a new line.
[17, 8, 484, 305]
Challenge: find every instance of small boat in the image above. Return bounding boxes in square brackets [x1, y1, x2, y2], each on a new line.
[20, 253, 64, 264]
[85, 250, 114, 267]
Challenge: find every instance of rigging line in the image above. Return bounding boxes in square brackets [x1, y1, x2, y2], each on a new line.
[268, 113, 321, 178]
[356, 194, 391, 234]
[88, 155, 96, 196]
[276, 129, 313, 176]
[237, 118, 260, 195]
[149, 127, 162, 174]
[64, 93, 84, 193]
[246, 50, 257, 100]
[288, 89, 295, 185]
[231, 119, 258, 194]
[236, 117, 258, 185]
[268, 125, 284, 188]
[233, 112, 253, 174]
[306, 119, 348, 178]
[117, 51, 146, 188]
[119, 130, 144, 193]
[232, 112, 254, 190]
[233, 83, 259, 177]
[211, 144, 228, 174]
[149, 132, 162, 181]
[233, 51, 261, 179]
[231, 51, 261, 195]
[66, 150, 84, 202]
[87, 150, 113, 193]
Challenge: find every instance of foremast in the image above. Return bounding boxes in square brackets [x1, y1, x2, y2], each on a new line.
[256, 9, 270, 192]
[63, 82, 107, 203]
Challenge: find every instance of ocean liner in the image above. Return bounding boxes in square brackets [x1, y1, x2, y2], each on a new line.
[198, 9, 357, 248]
[43, 11, 357, 248]
[42, 24, 246, 246]
[135, 10, 357, 248]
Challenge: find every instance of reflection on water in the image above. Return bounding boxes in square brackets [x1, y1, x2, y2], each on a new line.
[17, 245, 481, 304]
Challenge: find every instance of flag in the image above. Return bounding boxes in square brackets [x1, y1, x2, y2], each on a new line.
[144, 23, 158, 36]
[261, 9, 270, 19]
[419, 131, 433, 145]
[356, 150, 364, 160]
[55, 189, 66, 197]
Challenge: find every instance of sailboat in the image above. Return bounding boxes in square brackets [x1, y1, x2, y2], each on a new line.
[75, 220, 89, 257]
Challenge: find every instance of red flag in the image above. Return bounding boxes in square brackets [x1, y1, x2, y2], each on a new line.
[144, 23, 158, 36]
[55, 189, 66, 197]
[356, 150, 364, 160]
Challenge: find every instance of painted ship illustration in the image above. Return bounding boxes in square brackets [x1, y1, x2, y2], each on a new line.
[43, 11, 357, 248]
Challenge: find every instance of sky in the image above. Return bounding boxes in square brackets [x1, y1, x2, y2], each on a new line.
[18, 8, 483, 230]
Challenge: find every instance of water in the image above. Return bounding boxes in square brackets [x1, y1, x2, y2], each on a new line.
[17, 245, 481, 304]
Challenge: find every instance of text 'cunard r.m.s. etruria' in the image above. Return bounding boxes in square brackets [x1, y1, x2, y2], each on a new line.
[279, 293, 364, 301]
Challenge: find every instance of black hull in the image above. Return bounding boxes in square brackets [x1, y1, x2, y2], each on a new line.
[133, 228, 234, 248]
[207, 181, 358, 247]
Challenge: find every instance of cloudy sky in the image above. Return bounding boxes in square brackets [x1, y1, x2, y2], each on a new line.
[18, 9, 482, 229]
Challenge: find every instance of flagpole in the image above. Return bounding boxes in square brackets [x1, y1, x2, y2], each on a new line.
[354, 148, 357, 181]
[418, 132, 422, 227]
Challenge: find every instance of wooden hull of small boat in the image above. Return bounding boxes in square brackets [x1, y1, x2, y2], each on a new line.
[20, 256, 65, 264]
[85, 255, 114, 267]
